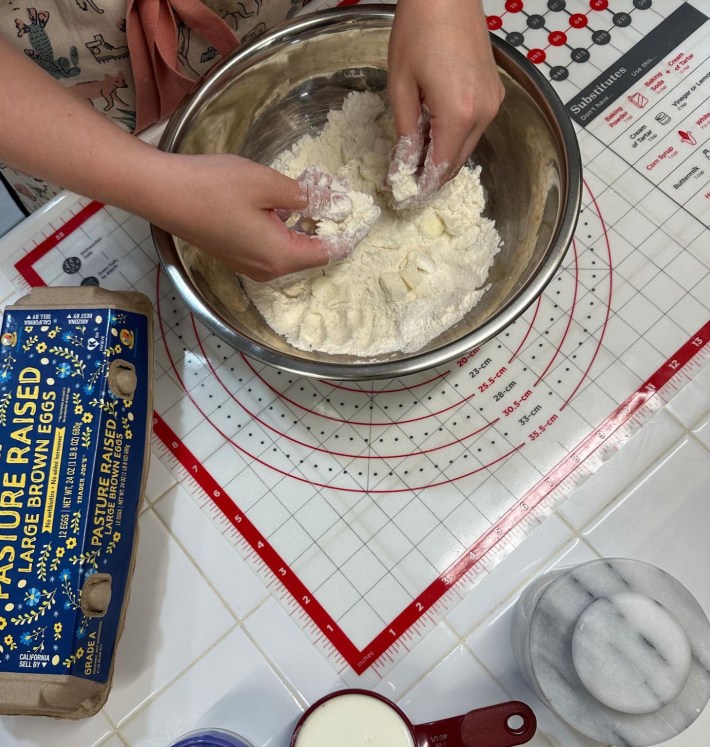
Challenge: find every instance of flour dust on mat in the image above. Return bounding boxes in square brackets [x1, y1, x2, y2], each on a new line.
[242, 92, 502, 357]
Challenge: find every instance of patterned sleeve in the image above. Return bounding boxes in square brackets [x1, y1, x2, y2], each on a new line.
[0, 0, 308, 212]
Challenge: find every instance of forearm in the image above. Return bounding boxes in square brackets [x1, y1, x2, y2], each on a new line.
[0, 40, 375, 281]
[395, 0, 486, 25]
[0, 38, 162, 216]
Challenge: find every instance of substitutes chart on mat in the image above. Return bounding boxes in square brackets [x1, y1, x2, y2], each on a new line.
[491, 0, 710, 218]
[0, 0, 708, 680]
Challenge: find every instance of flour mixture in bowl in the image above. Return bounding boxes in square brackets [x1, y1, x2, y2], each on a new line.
[242, 92, 502, 357]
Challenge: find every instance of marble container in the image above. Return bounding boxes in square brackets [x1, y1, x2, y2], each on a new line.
[511, 558, 710, 746]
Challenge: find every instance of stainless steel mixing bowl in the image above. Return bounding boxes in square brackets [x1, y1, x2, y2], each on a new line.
[152, 6, 582, 380]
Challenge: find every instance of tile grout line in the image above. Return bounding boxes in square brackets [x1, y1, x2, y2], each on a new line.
[664, 397, 710, 437]
[150, 487, 421, 710]
[387, 622, 461, 704]
[238, 618, 314, 711]
[106, 502, 245, 736]
[462, 640, 558, 747]
[556, 430, 693, 537]
[97, 731, 130, 747]
[143, 470, 180, 508]
[149, 497, 263, 624]
[149, 493, 315, 713]
[112, 622, 240, 736]
[442, 529, 578, 644]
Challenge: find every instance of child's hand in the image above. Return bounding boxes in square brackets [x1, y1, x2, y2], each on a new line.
[387, 0, 505, 207]
[151, 154, 365, 281]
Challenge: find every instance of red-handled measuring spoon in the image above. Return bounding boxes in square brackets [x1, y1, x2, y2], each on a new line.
[413, 699, 536, 747]
[290, 689, 536, 747]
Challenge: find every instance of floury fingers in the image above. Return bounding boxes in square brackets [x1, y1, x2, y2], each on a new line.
[0, 286, 153, 718]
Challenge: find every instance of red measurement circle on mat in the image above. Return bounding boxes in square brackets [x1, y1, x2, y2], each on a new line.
[570, 13, 589, 28]
[154, 179, 612, 497]
[590, 0, 609, 10]
[487, 15, 503, 30]
[505, 0, 523, 12]
[527, 48, 546, 64]
[549, 31, 567, 46]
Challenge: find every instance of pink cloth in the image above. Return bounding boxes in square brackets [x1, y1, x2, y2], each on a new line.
[126, 0, 239, 132]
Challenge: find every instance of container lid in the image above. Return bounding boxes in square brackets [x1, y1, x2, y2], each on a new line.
[169, 728, 254, 747]
[527, 558, 710, 746]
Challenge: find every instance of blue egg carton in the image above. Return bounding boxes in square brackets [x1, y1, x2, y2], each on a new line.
[0, 287, 153, 717]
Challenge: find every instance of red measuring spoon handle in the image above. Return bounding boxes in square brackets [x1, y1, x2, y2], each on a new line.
[462, 701, 536, 747]
[412, 700, 536, 747]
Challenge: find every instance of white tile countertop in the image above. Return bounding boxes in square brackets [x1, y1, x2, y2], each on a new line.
[0, 364, 707, 747]
[0, 1, 709, 745]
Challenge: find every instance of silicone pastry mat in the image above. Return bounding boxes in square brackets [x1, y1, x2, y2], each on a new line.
[0, 0, 708, 683]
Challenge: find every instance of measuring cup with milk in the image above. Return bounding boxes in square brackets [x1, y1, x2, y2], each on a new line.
[290, 689, 536, 747]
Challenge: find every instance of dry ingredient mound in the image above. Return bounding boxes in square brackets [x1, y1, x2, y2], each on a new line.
[242, 91, 502, 356]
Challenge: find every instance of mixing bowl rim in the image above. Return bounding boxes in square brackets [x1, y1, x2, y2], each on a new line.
[152, 5, 583, 381]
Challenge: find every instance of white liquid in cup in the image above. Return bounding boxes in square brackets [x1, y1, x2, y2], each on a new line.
[295, 693, 416, 747]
